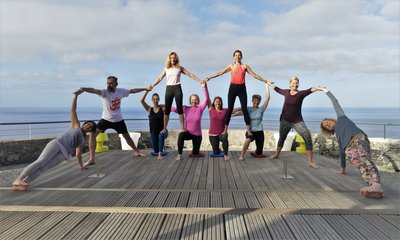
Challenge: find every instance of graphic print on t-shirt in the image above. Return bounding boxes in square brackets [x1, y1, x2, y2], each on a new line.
[110, 97, 121, 111]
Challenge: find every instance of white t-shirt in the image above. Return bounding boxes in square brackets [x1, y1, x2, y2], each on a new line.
[100, 88, 130, 122]
[166, 67, 181, 86]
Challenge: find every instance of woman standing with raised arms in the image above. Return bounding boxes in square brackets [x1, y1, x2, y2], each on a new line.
[268, 77, 324, 169]
[150, 52, 202, 133]
[204, 50, 273, 137]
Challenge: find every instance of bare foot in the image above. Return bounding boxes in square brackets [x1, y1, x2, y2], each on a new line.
[133, 151, 146, 157]
[224, 155, 230, 161]
[12, 179, 28, 187]
[308, 162, 319, 169]
[336, 168, 345, 174]
[269, 154, 279, 160]
[239, 155, 244, 161]
[360, 183, 384, 198]
[83, 160, 96, 167]
[161, 128, 168, 133]
[157, 154, 163, 160]
[176, 155, 182, 161]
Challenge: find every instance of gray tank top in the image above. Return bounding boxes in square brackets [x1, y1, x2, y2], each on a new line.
[57, 128, 84, 155]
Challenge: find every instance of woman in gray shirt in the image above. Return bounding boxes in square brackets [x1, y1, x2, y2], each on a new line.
[12, 90, 96, 191]
[320, 87, 383, 198]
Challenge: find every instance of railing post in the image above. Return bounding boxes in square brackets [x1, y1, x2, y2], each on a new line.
[384, 124, 386, 139]
[29, 124, 32, 140]
[281, 158, 294, 179]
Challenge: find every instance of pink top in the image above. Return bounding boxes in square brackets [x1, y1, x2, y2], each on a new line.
[231, 65, 246, 85]
[209, 108, 227, 135]
[172, 86, 209, 136]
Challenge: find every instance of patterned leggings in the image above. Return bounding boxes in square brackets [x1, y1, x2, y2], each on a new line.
[278, 120, 313, 150]
[345, 134, 380, 185]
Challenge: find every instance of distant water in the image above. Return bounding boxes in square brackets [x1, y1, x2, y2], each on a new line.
[0, 107, 399, 140]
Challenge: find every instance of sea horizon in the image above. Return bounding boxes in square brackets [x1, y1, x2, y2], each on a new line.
[0, 106, 399, 140]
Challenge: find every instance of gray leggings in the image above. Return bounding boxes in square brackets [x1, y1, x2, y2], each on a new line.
[278, 120, 313, 150]
[20, 139, 67, 183]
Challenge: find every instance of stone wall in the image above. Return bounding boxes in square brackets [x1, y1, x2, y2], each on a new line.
[1, 130, 399, 173]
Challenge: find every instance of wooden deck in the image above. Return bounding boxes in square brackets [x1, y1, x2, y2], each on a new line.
[0, 150, 399, 239]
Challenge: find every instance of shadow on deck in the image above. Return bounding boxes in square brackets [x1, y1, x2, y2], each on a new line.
[0, 150, 399, 239]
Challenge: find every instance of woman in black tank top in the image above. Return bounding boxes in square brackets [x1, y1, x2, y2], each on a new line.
[141, 91, 169, 160]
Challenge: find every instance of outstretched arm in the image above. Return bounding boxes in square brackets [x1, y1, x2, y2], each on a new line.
[261, 84, 271, 112]
[140, 90, 151, 113]
[245, 65, 274, 85]
[79, 87, 101, 95]
[199, 82, 210, 111]
[150, 69, 166, 89]
[75, 146, 86, 169]
[130, 86, 151, 94]
[181, 67, 202, 83]
[322, 87, 346, 117]
[204, 64, 232, 83]
[70, 91, 82, 129]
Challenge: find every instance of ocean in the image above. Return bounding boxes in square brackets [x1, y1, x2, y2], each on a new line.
[0, 107, 399, 140]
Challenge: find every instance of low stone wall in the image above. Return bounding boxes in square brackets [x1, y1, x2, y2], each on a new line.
[1, 130, 399, 173]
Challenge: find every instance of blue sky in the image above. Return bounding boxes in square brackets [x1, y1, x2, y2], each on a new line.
[0, 0, 399, 109]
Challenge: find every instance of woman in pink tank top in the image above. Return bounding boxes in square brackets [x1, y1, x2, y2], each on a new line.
[203, 50, 273, 137]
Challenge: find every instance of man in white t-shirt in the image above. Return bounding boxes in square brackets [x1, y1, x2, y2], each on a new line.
[79, 76, 150, 166]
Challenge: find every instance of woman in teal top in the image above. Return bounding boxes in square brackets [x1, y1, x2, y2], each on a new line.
[233, 84, 270, 160]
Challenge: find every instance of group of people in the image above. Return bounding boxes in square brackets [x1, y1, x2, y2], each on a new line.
[11, 50, 383, 198]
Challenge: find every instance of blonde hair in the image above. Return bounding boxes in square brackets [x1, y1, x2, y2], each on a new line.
[165, 52, 180, 69]
[289, 76, 299, 83]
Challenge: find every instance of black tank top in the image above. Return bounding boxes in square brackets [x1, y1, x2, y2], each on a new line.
[149, 107, 164, 134]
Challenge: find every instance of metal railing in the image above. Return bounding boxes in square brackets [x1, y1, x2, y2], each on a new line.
[1, 118, 399, 141]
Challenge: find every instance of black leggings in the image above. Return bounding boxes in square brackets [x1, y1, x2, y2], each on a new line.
[164, 85, 183, 115]
[224, 83, 250, 126]
[209, 133, 229, 155]
[246, 131, 264, 155]
[177, 131, 202, 154]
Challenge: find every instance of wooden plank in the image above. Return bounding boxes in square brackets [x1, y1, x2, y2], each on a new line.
[189, 156, 204, 189]
[282, 214, 319, 240]
[262, 214, 296, 240]
[133, 213, 165, 240]
[88, 212, 129, 240]
[218, 153, 230, 190]
[18, 212, 70, 239]
[379, 215, 400, 230]
[125, 191, 146, 207]
[320, 215, 366, 240]
[197, 152, 209, 190]
[227, 157, 247, 190]
[302, 215, 343, 240]
[113, 191, 138, 207]
[206, 154, 215, 190]
[244, 214, 272, 239]
[0, 211, 53, 239]
[181, 214, 203, 240]
[233, 191, 248, 208]
[342, 215, 390, 239]
[157, 214, 185, 240]
[225, 214, 249, 240]
[151, 191, 169, 207]
[137, 191, 158, 207]
[210, 191, 223, 208]
[0, 211, 36, 234]
[363, 214, 400, 239]
[197, 191, 210, 208]
[187, 191, 199, 208]
[254, 192, 275, 208]
[163, 191, 181, 207]
[40, 212, 90, 240]
[63, 213, 110, 239]
[176, 191, 190, 207]
[221, 191, 235, 208]
[111, 213, 146, 240]
[268, 192, 288, 209]
[204, 214, 225, 240]
[277, 192, 301, 209]
[244, 192, 262, 208]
